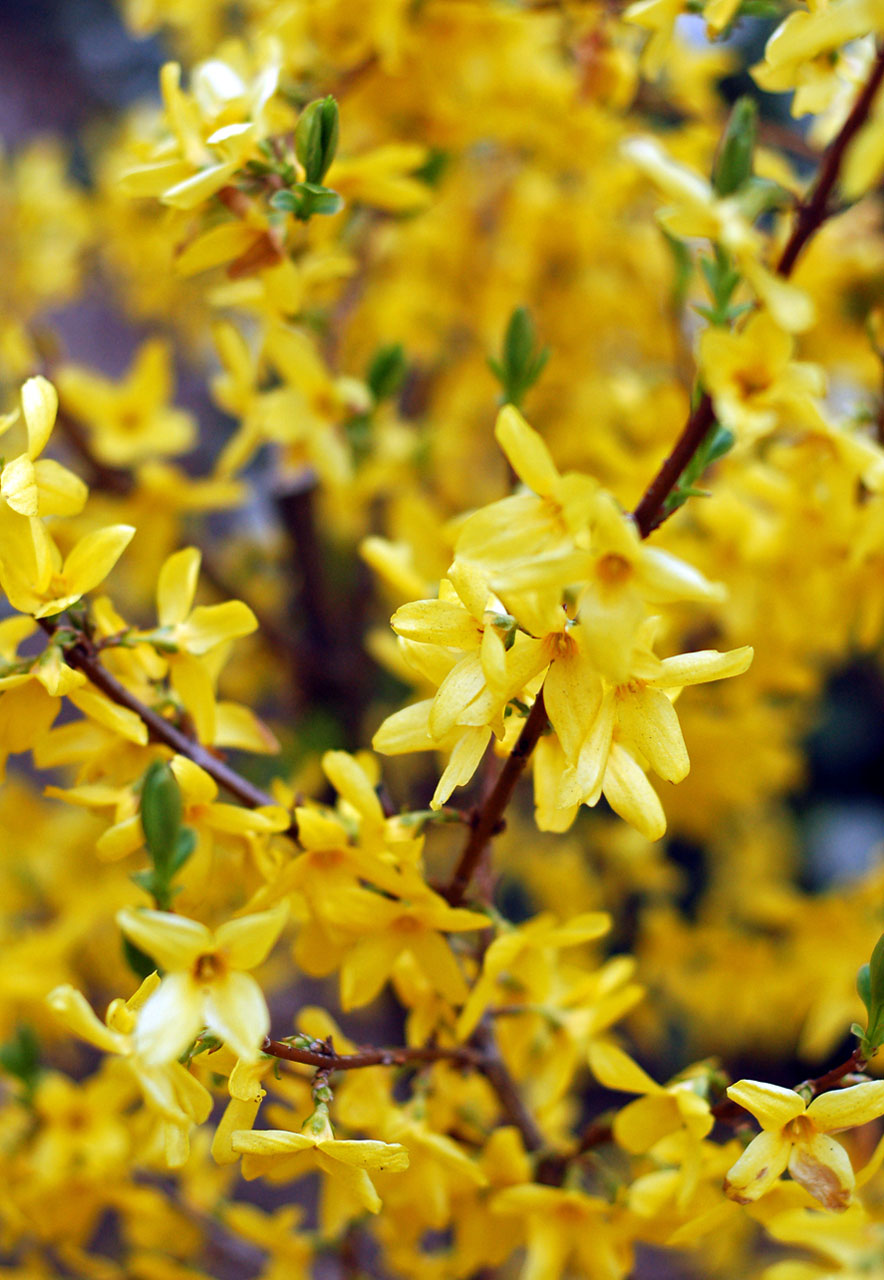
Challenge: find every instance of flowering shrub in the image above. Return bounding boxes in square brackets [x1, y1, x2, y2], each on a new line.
[4, 1, 884, 1276]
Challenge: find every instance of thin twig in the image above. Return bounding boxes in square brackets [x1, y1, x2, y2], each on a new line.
[443, 690, 548, 907]
[39, 619, 286, 818]
[262, 1036, 482, 1072]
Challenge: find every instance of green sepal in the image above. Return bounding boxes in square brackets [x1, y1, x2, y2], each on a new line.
[295, 96, 340, 185]
[712, 96, 758, 197]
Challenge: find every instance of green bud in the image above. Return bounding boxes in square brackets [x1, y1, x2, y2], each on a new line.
[295, 96, 340, 185]
[712, 96, 758, 197]
[367, 343, 407, 403]
[140, 761, 182, 869]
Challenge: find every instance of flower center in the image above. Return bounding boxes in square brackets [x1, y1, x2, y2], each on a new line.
[194, 952, 222, 982]
[596, 552, 632, 585]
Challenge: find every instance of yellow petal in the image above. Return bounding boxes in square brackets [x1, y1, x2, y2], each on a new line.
[204, 970, 270, 1062]
[177, 601, 257, 653]
[21, 375, 57, 459]
[215, 903, 288, 970]
[323, 750, 385, 825]
[428, 653, 486, 738]
[62, 524, 135, 596]
[614, 1094, 681, 1154]
[806, 1079, 884, 1133]
[543, 638, 603, 763]
[135, 971, 205, 1065]
[317, 1139, 409, 1172]
[161, 160, 240, 209]
[117, 907, 212, 970]
[67, 687, 148, 744]
[495, 405, 559, 495]
[724, 1128, 792, 1203]
[1, 454, 38, 515]
[602, 743, 666, 841]
[588, 1041, 661, 1097]
[391, 600, 478, 648]
[788, 1131, 854, 1211]
[431, 725, 491, 808]
[158, 547, 201, 628]
[726, 1080, 805, 1130]
[46, 985, 123, 1054]
[648, 646, 754, 689]
[617, 686, 689, 783]
[33, 459, 88, 517]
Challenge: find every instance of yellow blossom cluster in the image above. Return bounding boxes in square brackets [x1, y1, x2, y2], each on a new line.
[4, 1, 884, 1278]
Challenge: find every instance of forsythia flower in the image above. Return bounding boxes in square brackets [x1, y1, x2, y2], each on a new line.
[116, 903, 288, 1063]
[724, 1078, 884, 1210]
[47, 978, 212, 1167]
[232, 1104, 410, 1216]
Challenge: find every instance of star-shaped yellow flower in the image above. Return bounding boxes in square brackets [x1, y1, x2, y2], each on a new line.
[724, 1077, 884, 1210]
[116, 903, 288, 1064]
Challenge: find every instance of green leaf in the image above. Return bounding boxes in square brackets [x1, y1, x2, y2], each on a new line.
[367, 343, 407, 402]
[712, 96, 758, 198]
[169, 827, 196, 875]
[269, 189, 301, 213]
[0, 1025, 41, 1097]
[123, 936, 157, 981]
[490, 306, 549, 408]
[295, 96, 340, 185]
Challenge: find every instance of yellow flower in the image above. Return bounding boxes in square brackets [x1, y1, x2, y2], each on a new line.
[491, 1185, 633, 1280]
[0, 375, 87, 519]
[116, 903, 288, 1063]
[699, 311, 827, 443]
[232, 1106, 409, 1217]
[724, 1077, 884, 1210]
[56, 340, 196, 466]
[47, 979, 212, 1168]
[0, 515, 135, 619]
[329, 889, 488, 1011]
[623, 136, 815, 331]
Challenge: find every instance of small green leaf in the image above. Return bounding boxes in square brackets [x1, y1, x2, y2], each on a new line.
[857, 962, 872, 1015]
[123, 936, 157, 981]
[367, 343, 407, 402]
[0, 1025, 41, 1098]
[712, 96, 758, 198]
[489, 306, 549, 408]
[269, 188, 301, 213]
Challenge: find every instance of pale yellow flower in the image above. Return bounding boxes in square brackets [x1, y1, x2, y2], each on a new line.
[116, 903, 288, 1063]
[724, 1078, 884, 1210]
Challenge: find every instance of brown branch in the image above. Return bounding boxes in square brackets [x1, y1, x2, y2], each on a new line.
[632, 41, 884, 538]
[777, 42, 884, 277]
[262, 1036, 482, 1072]
[472, 1019, 547, 1153]
[443, 689, 548, 907]
[39, 619, 287, 819]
